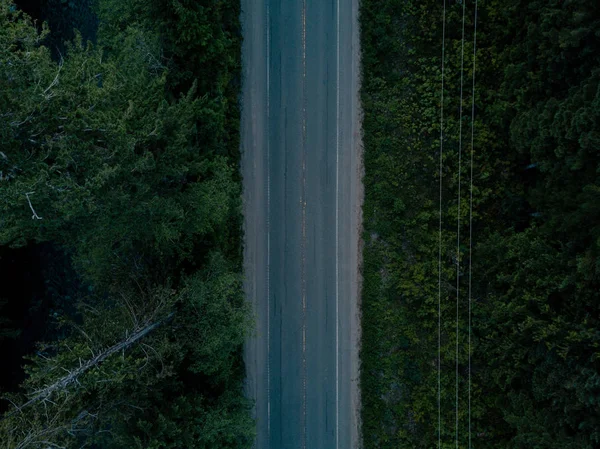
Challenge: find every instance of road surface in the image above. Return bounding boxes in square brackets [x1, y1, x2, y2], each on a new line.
[241, 0, 362, 448]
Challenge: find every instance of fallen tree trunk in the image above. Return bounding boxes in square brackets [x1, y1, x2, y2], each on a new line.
[15, 312, 175, 413]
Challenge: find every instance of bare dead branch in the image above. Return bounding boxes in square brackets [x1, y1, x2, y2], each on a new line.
[10, 112, 34, 128]
[15, 313, 174, 412]
[119, 292, 139, 329]
[141, 343, 164, 377]
[42, 57, 63, 100]
[24, 192, 42, 220]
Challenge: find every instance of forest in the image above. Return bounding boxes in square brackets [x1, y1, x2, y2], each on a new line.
[359, 0, 600, 447]
[2, 0, 599, 447]
[0, 0, 254, 447]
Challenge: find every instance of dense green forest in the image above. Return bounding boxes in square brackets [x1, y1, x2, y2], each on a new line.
[360, 0, 600, 447]
[0, 0, 254, 447]
[3, 0, 600, 446]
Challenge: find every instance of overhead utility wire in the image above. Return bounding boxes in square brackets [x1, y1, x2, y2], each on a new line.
[456, 0, 467, 446]
[468, 0, 479, 447]
[438, 0, 447, 446]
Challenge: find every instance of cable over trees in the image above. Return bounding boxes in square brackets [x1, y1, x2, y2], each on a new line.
[360, 0, 600, 447]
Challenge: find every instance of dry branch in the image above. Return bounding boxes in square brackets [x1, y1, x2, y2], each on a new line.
[16, 313, 174, 413]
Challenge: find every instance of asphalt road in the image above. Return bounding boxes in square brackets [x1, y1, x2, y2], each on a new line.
[241, 0, 362, 448]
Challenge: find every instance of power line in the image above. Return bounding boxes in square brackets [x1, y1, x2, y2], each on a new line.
[468, 0, 479, 448]
[438, 0, 447, 447]
[456, 0, 467, 446]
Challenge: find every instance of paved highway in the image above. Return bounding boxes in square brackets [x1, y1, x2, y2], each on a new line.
[241, 0, 362, 448]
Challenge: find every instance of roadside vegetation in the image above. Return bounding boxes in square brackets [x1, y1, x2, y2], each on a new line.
[0, 0, 254, 447]
[359, 0, 600, 447]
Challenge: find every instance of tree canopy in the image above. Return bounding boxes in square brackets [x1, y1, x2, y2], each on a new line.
[0, 0, 252, 446]
[360, 0, 600, 447]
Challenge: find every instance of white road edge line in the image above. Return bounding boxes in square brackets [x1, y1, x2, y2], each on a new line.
[335, 0, 340, 448]
[266, 0, 271, 443]
[302, 1, 308, 448]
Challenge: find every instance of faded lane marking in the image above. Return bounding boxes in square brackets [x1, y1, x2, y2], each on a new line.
[266, 0, 271, 442]
[335, 0, 340, 447]
[301, 1, 308, 448]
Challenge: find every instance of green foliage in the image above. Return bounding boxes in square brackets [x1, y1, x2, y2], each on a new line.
[95, 0, 242, 163]
[178, 252, 251, 381]
[0, 0, 251, 446]
[0, 20, 240, 279]
[360, 0, 600, 447]
[105, 391, 254, 449]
